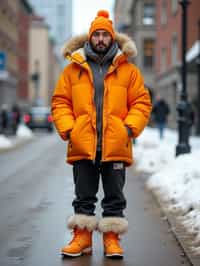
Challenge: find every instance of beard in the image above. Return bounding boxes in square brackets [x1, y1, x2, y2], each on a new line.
[90, 40, 112, 55]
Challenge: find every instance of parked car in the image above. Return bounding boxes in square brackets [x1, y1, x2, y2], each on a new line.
[23, 106, 53, 132]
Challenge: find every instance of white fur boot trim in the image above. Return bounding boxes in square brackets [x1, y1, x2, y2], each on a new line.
[67, 214, 98, 232]
[98, 217, 128, 234]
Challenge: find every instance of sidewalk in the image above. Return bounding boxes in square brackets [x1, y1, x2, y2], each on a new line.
[115, 167, 192, 266]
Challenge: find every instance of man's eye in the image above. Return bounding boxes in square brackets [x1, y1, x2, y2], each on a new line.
[103, 33, 109, 37]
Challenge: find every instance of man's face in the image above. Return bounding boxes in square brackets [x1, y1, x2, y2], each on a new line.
[90, 30, 112, 54]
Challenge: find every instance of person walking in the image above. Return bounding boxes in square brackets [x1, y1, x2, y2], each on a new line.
[0, 104, 9, 134]
[152, 95, 170, 139]
[11, 104, 21, 135]
[51, 10, 152, 258]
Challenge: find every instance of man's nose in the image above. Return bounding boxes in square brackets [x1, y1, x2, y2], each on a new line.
[98, 34, 104, 41]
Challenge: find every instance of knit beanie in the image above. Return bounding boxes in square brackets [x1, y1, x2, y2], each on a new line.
[89, 10, 115, 40]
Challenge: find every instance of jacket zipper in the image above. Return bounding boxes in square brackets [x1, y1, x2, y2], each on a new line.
[74, 62, 97, 161]
[101, 62, 120, 161]
[99, 65, 103, 75]
[89, 77, 97, 161]
[102, 80, 108, 162]
[80, 64, 97, 160]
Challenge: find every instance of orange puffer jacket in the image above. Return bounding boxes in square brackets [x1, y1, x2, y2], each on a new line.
[51, 33, 152, 166]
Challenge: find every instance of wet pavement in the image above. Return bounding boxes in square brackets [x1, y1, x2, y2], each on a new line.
[0, 133, 192, 265]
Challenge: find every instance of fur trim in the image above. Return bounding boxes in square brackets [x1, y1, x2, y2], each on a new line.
[61, 33, 88, 58]
[115, 32, 137, 57]
[98, 217, 128, 234]
[61, 32, 137, 59]
[67, 214, 98, 232]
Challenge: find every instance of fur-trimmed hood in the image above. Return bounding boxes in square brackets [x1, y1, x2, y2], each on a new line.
[61, 32, 137, 60]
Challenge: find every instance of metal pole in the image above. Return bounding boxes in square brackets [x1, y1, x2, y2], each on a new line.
[196, 19, 200, 135]
[176, 0, 192, 156]
[181, 0, 187, 101]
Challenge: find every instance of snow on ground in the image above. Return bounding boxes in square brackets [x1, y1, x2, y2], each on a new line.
[0, 124, 33, 150]
[134, 127, 200, 255]
[16, 123, 33, 139]
[0, 134, 12, 149]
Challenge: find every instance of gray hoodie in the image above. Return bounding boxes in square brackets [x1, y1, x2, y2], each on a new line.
[84, 41, 118, 151]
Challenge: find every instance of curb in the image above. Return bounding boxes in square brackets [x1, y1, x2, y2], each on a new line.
[147, 185, 200, 266]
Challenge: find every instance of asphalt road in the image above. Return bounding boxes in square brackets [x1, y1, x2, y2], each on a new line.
[0, 132, 191, 266]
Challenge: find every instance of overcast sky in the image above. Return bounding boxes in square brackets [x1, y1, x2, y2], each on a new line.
[72, 0, 115, 35]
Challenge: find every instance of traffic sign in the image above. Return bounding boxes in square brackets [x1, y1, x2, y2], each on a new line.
[0, 51, 6, 71]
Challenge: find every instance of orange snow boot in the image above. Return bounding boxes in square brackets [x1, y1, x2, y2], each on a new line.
[103, 231, 123, 258]
[61, 227, 92, 257]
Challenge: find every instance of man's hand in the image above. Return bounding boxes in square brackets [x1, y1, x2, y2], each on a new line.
[66, 130, 72, 139]
[125, 125, 133, 138]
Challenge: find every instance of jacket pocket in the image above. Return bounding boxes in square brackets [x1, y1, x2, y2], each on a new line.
[107, 116, 129, 146]
[104, 115, 132, 158]
[67, 114, 93, 157]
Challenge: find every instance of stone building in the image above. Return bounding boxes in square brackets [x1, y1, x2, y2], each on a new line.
[0, 0, 19, 107]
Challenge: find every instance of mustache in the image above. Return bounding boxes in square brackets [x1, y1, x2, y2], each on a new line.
[96, 41, 106, 46]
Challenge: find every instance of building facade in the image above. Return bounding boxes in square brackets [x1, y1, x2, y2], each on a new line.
[29, 16, 50, 106]
[29, 16, 61, 107]
[155, 0, 200, 128]
[29, 0, 72, 68]
[18, 0, 33, 108]
[0, 0, 19, 107]
[114, 0, 156, 96]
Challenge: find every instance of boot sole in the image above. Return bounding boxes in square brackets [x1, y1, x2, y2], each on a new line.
[105, 253, 123, 259]
[61, 247, 92, 257]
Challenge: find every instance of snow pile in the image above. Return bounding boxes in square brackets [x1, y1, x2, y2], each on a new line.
[134, 127, 200, 255]
[134, 127, 175, 172]
[0, 124, 33, 150]
[16, 124, 33, 139]
[0, 134, 12, 149]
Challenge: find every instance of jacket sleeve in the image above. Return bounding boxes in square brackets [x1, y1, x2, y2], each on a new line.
[124, 66, 152, 138]
[51, 68, 75, 140]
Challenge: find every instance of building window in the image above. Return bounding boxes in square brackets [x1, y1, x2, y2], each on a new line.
[171, 33, 178, 65]
[161, 0, 167, 25]
[143, 3, 155, 25]
[143, 39, 155, 68]
[171, 0, 178, 14]
[161, 47, 167, 72]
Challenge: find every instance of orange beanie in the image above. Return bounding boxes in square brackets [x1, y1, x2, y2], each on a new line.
[89, 10, 115, 40]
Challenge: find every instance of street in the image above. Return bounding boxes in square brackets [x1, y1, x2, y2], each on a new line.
[0, 132, 191, 266]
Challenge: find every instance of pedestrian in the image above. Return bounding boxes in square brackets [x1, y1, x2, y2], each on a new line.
[11, 104, 21, 135]
[152, 95, 170, 139]
[0, 104, 9, 134]
[51, 10, 152, 258]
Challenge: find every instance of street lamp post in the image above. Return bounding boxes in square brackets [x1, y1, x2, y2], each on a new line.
[176, 0, 192, 156]
[196, 19, 200, 135]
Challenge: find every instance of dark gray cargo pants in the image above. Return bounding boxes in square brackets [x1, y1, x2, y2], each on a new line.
[72, 151, 126, 217]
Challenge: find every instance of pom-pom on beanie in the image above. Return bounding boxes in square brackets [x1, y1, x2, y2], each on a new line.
[89, 10, 115, 40]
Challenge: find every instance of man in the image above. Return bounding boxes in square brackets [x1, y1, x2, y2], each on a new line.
[51, 10, 152, 258]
